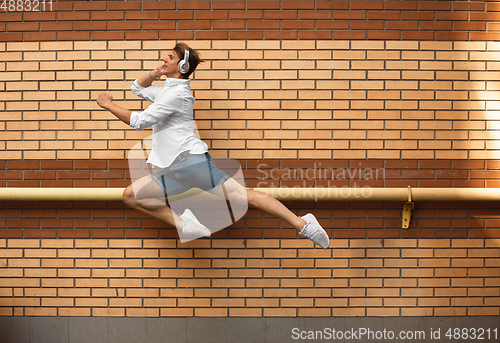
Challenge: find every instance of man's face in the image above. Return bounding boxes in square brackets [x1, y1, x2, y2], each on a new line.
[162, 49, 181, 76]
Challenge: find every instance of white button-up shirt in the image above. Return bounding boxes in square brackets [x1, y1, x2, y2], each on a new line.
[129, 78, 208, 168]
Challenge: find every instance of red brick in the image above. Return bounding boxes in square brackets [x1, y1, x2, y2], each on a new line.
[91, 229, 124, 238]
[470, 13, 500, 21]
[7, 161, 39, 170]
[367, 229, 400, 238]
[247, 1, 280, 9]
[109, 2, 141, 10]
[264, 30, 296, 40]
[74, 181, 108, 188]
[366, 31, 400, 40]
[25, 209, 56, 219]
[230, 10, 263, 20]
[264, 10, 298, 20]
[58, 209, 91, 219]
[23, 12, 56, 21]
[231, 31, 264, 40]
[58, 31, 91, 40]
[420, 21, 453, 31]
[195, 10, 228, 20]
[7, 181, 40, 187]
[160, 11, 194, 20]
[0, 32, 23, 41]
[7, 22, 39, 31]
[24, 171, 56, 180]
[143, 1, 176, 10]
[316, 0, 350, 10]
[75, 160, 107, 170]
[126, 31, 159, 40]
[24, 32, 57, 41]
[177, 1, 211, 10]
[247, 21, 280, 30]
[456, 2, 485, 11]
[125, 11, 159, 20]
[436, 32, 468, 41]
[401, 229, 434, 238]
[212, 20, 246, 30]
[282, 20, 315, 30]
[282, 1, 315, 10]
[333, 229, 366, 239]
[212, 1, 246, 9]
[351, 0, 383, 10]
[0, 229, 23, 238]
[92, 31, 125, 40]
[125, 229, 160, 239]
[470, 32, 500, 41]
[434, 229, 468, 239]
[57, 171, 90, 180]
[374, 10, 401, 20]
[178, 20, 211, 30]
[401, 12, 434, 20]
[333, 10, 366, 20]
[0, 171, 23, 180]
[351, 21, 384, 30]
[58, 229, 91, 238]
[141, 21, 172, 30]
[75, 21, 107, 31]
[299, 10, 332, 20]
[470, 229, 500, 238]
[197, 31, 230, 40]
[75, 219, 108, 229]
[91, 11, 124, 20]
[263, 228, 296, 239]
[24, 229, 56, 238]
[42, 180, 74, 189]
[386, 21, 418, 30]
[0, 12, 22, 22]
[402, 31, 434, 40]
[41, 161, 73, 170]
[41, 219, 73, 228]
[74, 2, 107, 11]
[453, 181, 485, 188]
[422, 1, 452, 11]
[436, 12, 468, 21]
[57, 12, 90, 21]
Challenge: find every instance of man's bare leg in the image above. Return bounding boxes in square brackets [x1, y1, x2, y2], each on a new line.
[122, 176, 211, 237]
[215, 177, 330, 248]
[122, 176, 183, 228]
[215, 178, 306, 231]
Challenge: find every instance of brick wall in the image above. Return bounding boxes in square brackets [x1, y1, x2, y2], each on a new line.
[1, 1, 499, 318]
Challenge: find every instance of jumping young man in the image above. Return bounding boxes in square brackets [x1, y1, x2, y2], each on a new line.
[96, 42, 330, 249]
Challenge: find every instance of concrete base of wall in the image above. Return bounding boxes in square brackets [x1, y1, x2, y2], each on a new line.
[0, 316, 499, 343]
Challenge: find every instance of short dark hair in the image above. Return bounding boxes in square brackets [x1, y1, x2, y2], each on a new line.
[173, 42, 204, 79]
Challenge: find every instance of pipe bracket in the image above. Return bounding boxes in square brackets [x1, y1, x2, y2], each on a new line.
[402, 186, 414, 229]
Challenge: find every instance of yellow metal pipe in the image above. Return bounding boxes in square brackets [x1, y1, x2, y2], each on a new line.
[0, 187, 126, 202]
[0, 187, 499, 202]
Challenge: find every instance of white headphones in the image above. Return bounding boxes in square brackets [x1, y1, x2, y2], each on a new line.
[178, 50, 190, 74]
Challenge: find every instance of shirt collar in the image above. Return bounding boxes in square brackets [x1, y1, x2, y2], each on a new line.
[164, 78, 190, 87]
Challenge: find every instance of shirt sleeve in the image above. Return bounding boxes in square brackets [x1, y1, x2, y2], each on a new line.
[129, 100, 175, 130]
[131, 80, 161, 103]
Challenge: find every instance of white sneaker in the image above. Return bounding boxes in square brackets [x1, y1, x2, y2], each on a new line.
[180, 209, 211, 238]
[299, 213, 330, 249]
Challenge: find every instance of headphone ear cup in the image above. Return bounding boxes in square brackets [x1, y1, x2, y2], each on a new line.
[178, 60, 189, 74]
[178, 50, 190, 74]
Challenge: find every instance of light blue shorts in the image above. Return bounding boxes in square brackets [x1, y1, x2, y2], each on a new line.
[148, 153, 230, 197]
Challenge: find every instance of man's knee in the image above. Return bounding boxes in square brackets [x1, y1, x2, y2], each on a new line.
[122, 186, 138, 208]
